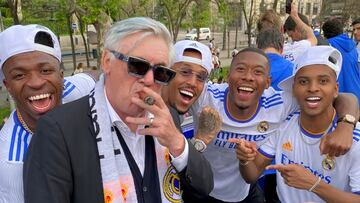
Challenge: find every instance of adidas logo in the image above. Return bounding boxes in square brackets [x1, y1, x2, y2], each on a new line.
[282, 141, 292, 151]
[189, 43, 198, 48]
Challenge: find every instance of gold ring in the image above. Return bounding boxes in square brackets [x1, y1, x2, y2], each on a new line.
[149, 117, 154, 127]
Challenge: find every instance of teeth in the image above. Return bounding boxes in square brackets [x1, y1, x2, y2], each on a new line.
[306, 97, 320, 101]
[29, 93, 51, 101]
[238, 87, 254, 92]
[180, 90, 194, 98]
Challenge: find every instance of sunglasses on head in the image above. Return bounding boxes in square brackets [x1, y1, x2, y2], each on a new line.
[110, 50, 176, 85]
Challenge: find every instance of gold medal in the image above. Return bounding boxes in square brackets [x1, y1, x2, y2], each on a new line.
[322, 156, 335, 171]
[257, 121, 269, 133]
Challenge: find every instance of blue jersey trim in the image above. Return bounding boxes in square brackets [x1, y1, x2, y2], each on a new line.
[223, 87, 261, 123]
[207, 86, 225, 96]
[8, 114, 18, 161]
[261, 96, 282, 105]
[300, 115, 337, 139]
[261, 101, 284, 109]
[23, 132, 30, 161]
[286, 111, 300, 121]
[62, 84, 76, 98]
[258, 148, 275, 159]
[354, 191, 360, 195]
[15, 128, 24, 161]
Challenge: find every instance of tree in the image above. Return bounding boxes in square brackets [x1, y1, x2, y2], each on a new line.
[6, 0, 22, 24]
[240, 0, 256, 46]
[189, 0, 211, 41]
[159, 0, 193, 42]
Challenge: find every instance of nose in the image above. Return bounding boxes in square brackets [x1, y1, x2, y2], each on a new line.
[142, 68, 155, 86]
[186, 73, 198, 86]
[26, 72, 46, 89]
[241, 69, 254, 82]
[308, 81, 320, 92]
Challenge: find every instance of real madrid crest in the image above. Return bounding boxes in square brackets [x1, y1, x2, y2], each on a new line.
[322, 155, 336, 171]
[257, 121, 269, 133]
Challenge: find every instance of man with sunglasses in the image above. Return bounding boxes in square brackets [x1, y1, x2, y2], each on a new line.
[162, 40, 221, 201]
[24, 17, 214, 203]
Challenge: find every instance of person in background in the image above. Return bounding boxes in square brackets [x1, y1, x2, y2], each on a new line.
[351, 17, 360, 69]
[323, 18, 360, 108]
[73, 62, 84, 75]
[283, 3, 317, 62]
[257, 28, 293, 91]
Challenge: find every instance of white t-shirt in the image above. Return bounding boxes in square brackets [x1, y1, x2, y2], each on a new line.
[356, 43, 360, 63]
[283, 40, 312, 62]
[190, 83, 298, 202]
[259, 113, 360, 203]
[0, 73, 95, 203]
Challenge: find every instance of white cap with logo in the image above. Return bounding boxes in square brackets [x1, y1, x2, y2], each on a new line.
[173, 40, 213, 74]
[0, 24, 61, 71]
[279, 46, 342, 91]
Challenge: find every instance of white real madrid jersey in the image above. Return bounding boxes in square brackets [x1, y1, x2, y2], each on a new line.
[259, 113, 360, 203]
[283, 40, 312, 62]
[0, 73, 95, 203]
[190, 83, 298, 202]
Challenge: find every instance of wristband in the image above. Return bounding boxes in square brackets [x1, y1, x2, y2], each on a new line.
[308, 177, 321, 192]
[239, 160, 249, 166]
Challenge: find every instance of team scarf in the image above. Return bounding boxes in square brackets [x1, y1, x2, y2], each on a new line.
[89, 75, 182, 203]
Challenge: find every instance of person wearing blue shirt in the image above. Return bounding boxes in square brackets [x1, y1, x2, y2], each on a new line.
[323, 18, 360, 108]
[257, 28, 294, 91]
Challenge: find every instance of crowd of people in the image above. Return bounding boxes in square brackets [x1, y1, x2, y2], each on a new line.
[0, 2, 359, 203]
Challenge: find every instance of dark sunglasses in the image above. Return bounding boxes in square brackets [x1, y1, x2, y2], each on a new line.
[110, 50, 176, 85]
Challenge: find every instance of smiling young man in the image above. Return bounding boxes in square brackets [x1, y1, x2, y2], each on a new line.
[0, 24, 96, 202]
[188, 47, 358, 203]
[162, 40, 212, 127]
[233, 46, 360, 203]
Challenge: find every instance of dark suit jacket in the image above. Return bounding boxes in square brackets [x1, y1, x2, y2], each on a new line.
[23, 96, 213, 203]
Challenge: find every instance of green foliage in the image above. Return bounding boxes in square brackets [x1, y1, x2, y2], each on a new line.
[190, 0, 211, 29]
[0, 106, 10, 126]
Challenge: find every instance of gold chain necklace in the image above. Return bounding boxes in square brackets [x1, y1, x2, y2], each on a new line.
[16, 110, 34, 134]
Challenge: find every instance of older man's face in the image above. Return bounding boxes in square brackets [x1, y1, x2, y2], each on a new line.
[102, 33, 170, 119]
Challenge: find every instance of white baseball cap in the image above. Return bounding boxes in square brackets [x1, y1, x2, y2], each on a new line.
[0, 24, 61, 71]
[173, 40, 213, 74]
[279, 46, 342, 91]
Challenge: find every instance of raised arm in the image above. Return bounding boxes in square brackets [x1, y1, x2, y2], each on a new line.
[290, 3, 317, 46]
[320, 93, 359, 157]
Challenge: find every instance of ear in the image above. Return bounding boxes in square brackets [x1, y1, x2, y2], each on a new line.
[334, 83, 339, 99]
[101, 50, 111, 74]
[265, 75, 272, 89]
[3, 79, 13, 98]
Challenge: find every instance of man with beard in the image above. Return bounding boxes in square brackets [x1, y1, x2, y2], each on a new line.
[0, 24, 96, 202]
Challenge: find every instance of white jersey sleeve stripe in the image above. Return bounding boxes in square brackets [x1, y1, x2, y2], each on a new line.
[258, 148, 275, 159]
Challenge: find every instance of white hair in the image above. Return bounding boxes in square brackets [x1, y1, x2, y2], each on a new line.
[104, 17, 174, 65]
